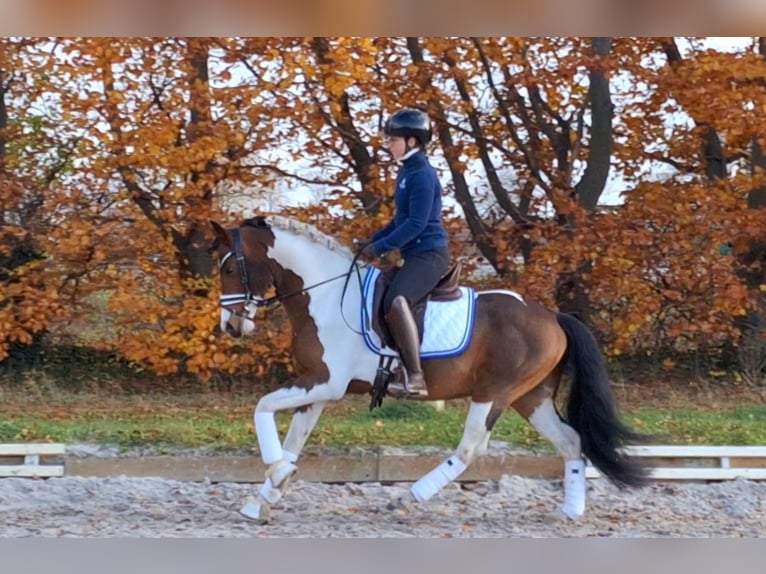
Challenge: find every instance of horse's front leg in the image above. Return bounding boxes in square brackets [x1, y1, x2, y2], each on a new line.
[240, 382, 340, 522]
[241, 401, 327, 520]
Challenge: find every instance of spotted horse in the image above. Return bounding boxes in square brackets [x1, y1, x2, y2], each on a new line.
[209, 215, 649, 523]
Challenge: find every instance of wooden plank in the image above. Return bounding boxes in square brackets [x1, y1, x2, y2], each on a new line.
[0, 465, 65, 478]
[378, 454, 562, 481]
[729, 457, 766, 468]
[66, 455, 378, 483]
[3, 443, 766, 483]
[0, 443, 66, 479]
[0, 443, 66, 456]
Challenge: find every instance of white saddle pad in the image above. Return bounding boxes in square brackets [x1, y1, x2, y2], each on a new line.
[360, 267, 476, 359]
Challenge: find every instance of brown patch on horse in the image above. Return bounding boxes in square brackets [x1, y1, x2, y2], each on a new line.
[419, 294, 567, 405]
[346, 379, 373, 395]
[211, 221, 278, 305]
[272, 265, 331, 391]
[218, 222, 332, 391]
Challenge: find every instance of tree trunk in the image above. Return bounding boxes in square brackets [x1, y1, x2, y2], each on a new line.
[0, 67, 6, 166]
[179, 39, 215, 291]
[311, 38, 381, 213]
[575, 37, 613, 210]
[748, 37, 766, 209]
[660, 37, 727, 180]
[555, 37, 614, 326]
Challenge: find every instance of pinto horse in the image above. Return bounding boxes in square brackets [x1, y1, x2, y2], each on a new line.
[209, 215, 649, 523]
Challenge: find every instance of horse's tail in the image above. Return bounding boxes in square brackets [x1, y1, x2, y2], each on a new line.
[555, 312, 651, 488]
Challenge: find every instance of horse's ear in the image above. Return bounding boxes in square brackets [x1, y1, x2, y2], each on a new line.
[209, 220, 232, 248]
[244, 216, 270, 229]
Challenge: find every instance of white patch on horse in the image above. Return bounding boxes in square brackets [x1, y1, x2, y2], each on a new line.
[528, 398, 586, 518]
[268, 226, 379, 389]
[528, 399, 580, 460]
[410, 400, 492, 502]
[219, 308, 233, 333]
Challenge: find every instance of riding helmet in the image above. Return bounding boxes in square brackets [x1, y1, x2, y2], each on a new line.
[384, 108, 432, 146]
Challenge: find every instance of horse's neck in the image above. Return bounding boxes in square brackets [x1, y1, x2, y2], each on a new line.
[271, 227, 352, 282]
[271, 228, 359, 330]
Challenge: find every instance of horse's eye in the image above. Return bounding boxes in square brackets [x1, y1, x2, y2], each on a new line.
[224, 266, 235, 275]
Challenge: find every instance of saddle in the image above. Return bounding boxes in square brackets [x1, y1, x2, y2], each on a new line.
[371, 261, 462, 350]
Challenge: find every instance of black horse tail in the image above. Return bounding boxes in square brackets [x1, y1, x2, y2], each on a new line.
[556, 312, 651, 488]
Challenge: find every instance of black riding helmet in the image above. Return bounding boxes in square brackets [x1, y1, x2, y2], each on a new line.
[384, 108, 432, 146]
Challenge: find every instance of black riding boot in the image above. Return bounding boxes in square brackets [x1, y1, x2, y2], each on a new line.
[384, 296, 428, 397]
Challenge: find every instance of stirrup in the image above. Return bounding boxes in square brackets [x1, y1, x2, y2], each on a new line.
[388, 370, 428, 397]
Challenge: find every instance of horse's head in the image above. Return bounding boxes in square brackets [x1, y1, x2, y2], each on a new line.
[210, 216, 277, 338]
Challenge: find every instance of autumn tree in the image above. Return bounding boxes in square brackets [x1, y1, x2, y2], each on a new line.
[0, 38, 67, 363]
[577, 37, 766, 356]
[2, 36, 765, 383]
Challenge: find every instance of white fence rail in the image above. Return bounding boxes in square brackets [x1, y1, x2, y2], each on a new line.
[586, 445, 766, 481]
[0, 443, 66, 478]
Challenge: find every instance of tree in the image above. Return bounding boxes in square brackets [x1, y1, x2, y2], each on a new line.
[3, 37, 764, 380]
[0, 38, 67, 362]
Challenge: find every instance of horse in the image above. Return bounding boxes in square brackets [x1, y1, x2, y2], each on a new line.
[209, 214, 650, 524]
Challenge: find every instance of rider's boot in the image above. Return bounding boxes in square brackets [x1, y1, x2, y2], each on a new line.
[385, 296, 428, 397]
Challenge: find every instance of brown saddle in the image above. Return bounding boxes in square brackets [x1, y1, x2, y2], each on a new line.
[370, 261, 463, 350]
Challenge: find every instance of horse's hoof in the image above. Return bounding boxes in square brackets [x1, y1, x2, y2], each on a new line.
[560, 504, 585, 520]
[386, 490, 416, 512]
[266, 460, 298, 489]
[239, 497, 271, 524]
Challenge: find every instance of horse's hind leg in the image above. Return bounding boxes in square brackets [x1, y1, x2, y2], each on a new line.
[513, 381, 585, 519]
[393, 400, 498, 507]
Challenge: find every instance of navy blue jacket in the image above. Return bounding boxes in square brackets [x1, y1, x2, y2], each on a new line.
[369, 151, 448, 258]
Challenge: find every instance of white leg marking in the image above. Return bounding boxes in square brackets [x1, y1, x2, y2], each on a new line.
[258, 477, 282, 505]
[410, 455, 467, 502]
[253, 384, 344, 465]
[409, 401, 492, 502]
[282, 402, 326, 458]
[562, 460, 586, 519]
[220, 309, 232, 333]
[246, 386, 339, 519]
[256, 383, 344, 413]
[528, 398, 585, 519]
[455, 401, 494, 462]
[255, 403, 327, 506]
[475, 430, 492, 457]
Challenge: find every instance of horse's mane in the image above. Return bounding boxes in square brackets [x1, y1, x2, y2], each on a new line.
[242, 215, 353, 257]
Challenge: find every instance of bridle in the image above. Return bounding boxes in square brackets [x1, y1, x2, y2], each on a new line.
[217, 228, 275, 318]
[218, 227, 367, 328]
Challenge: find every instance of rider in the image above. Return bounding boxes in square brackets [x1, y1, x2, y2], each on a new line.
[359, 108, 450, 397]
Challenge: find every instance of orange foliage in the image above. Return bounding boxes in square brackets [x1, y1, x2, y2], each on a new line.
[2, 37, 765, 380]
